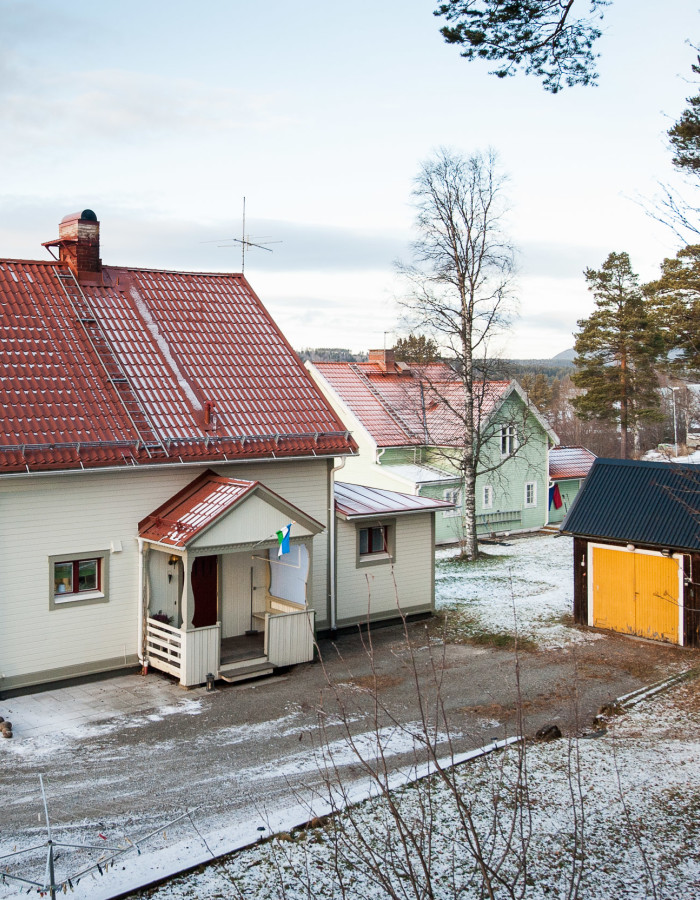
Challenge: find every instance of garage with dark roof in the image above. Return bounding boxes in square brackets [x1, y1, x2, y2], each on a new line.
[561, 458, 700, 647]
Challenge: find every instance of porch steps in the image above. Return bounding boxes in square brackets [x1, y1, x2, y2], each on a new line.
[540, 524, 562, 534]
[218, 658, 274, 684]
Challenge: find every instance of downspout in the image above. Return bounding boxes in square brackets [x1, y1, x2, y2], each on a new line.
[329, 456, 346, 634]
[137, 538, 148, 674]
[544, 439, 552, 527]
[376, 447, 386, 465]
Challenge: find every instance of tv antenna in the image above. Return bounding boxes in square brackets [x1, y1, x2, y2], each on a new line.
[201, 197, 281, 272]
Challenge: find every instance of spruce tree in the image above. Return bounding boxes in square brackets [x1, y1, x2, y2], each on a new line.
[572, 252, 661, 459]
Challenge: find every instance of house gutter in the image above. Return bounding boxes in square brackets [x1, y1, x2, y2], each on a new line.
[329, 457, 345, 634]
[0, 451, 357, 482]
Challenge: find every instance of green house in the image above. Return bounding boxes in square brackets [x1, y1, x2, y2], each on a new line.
[548, 446, 596, 525]
[307, 350, 559, 545]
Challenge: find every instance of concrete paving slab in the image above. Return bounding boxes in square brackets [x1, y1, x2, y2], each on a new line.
[1, 673, 197, 739]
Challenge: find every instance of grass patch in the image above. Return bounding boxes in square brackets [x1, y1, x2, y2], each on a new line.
[428, 607, 537, 652]
[438, 550, 512, 569]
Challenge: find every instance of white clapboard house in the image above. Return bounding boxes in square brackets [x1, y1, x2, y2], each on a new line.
[0, 210, 450, 691]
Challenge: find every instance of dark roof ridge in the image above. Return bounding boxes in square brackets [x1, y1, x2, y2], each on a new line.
[591, 457, 696, 470]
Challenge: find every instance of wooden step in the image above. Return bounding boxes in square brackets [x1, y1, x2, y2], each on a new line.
[218, 661, 275, 684]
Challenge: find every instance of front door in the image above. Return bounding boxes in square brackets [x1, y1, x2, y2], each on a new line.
[191, 555, 218, 628]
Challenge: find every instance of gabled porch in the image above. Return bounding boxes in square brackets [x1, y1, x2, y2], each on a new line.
[137, 470, 324, 687]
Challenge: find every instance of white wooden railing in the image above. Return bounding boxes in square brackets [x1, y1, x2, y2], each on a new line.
[146, 617, 183, 679]
[181, 623, 220, 687]
[146, 618, 221, 686]
[266, 607, 316, 667]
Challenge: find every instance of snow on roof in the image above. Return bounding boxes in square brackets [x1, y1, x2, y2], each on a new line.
[549, 446, 597, 480]
[0, 259, 356, 473]
[380, 463, 458, 485]
[334, 481, 454, 519]
[312, 360, 510, 448]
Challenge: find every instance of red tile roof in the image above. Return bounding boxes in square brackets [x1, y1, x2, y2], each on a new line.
[312, 361, 510, 447]
[335, 481, 454, 519]
[138, 470, 257, 547]
[0, 259, 356, 473]
[139, 469, 324, 547]
[549, 446, 597, 480]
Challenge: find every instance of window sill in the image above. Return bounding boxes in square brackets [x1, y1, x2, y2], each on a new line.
[358, 552, 394, 568]
[53, 590, 105, 605]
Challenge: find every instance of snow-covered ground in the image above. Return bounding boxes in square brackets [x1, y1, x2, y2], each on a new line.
[643, 447, 700, 463]
[134, 677, 700, 900]
[435, 533, 600, 649]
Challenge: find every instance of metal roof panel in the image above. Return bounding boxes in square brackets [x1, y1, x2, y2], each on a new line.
[335, 480, 453, 519]
[561, 458, 700, 551]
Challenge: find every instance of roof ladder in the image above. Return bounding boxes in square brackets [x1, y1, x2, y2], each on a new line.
[53, 268, 166, 458]
[349, 364, 418, 442]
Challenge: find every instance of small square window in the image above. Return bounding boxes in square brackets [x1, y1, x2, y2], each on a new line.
[483, 485, 493, 509]
[53, 558, 101, 596]
[357, 522, 395, 566]
[360, 526, 387, 555]
[49, 551, 109, 608]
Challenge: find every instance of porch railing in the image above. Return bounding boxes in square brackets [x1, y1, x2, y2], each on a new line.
[476, 509, 522, 528]
[146, 617, 183, 679]
[266, 607, 316, 667]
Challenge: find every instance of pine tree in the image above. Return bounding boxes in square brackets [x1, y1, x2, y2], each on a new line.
[573, 252, 662, 459]
[394, 334, 439, 364]
[668, 56, 700, 173]
[645, 244, 700, 376]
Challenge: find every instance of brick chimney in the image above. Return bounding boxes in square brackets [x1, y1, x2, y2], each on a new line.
[368, 348, 396, 373]
[56, 209, 102, 280]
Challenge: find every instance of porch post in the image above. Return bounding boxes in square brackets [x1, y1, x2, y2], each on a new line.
[181, 551, 195, 631]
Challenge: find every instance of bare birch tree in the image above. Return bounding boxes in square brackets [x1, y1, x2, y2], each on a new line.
[398, 148, 517, 560]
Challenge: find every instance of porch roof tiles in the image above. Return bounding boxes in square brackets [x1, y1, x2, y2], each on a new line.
[138, 470, 258, 547]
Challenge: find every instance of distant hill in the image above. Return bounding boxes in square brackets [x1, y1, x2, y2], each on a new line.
[552, 348, 576, 362]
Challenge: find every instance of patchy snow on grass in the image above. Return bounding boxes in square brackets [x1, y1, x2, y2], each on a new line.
[435, 533, 597, 649]
[133, 680, 700, 900]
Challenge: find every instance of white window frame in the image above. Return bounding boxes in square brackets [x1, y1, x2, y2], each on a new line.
[442, 487, 462, 518]
[482, 484, 494, 509]
[524, 481, 537, 508]
[500, 425, 517, 457]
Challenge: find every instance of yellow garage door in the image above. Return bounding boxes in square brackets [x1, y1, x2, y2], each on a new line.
[591, 547, 680, 644]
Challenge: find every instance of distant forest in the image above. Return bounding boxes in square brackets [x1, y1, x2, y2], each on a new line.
[298, 348, 368, 363]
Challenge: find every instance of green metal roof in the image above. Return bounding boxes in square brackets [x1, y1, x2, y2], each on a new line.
[561, 458, 700, 551]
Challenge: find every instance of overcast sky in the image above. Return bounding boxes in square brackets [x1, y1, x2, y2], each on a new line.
[1, 0, 699, 357]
